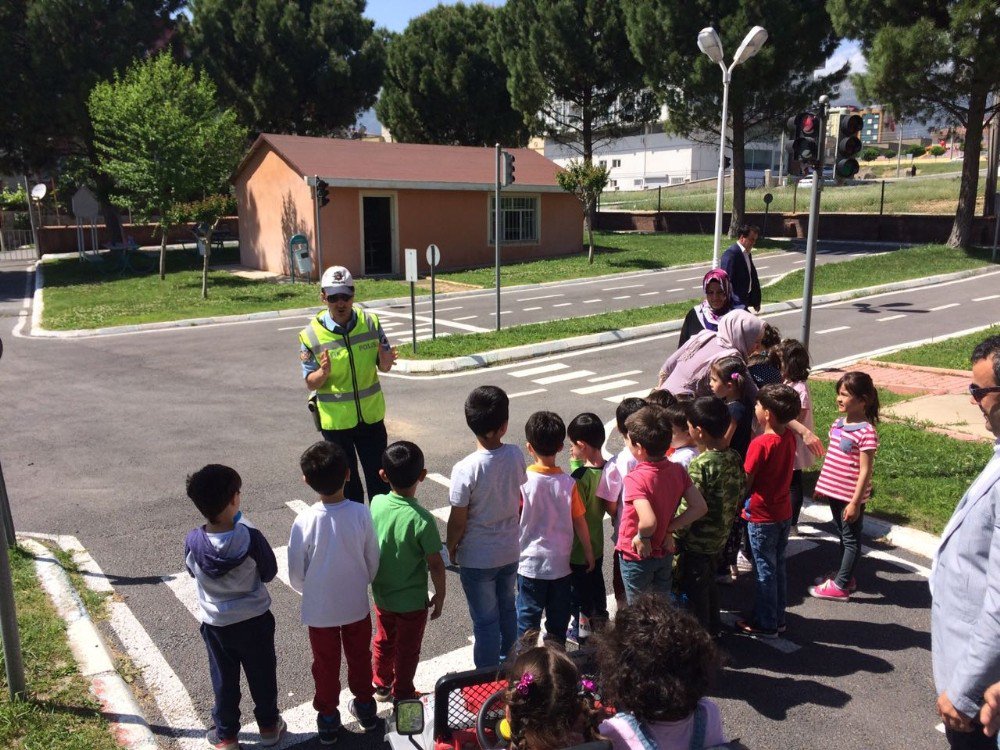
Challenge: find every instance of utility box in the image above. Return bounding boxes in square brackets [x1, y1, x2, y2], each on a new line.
[290, 234, 312, 278]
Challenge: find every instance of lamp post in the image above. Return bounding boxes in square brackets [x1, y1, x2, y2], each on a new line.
[698, 25, 768, 268]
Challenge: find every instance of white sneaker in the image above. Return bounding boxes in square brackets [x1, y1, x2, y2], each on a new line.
[736, 552, 754, 573]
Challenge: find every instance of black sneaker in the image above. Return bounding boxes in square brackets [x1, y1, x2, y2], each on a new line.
[374, 686, 392, 703]
[735, 619, 778, 639]
[349, 699, 379, 732]
[317, 712, 341, 745]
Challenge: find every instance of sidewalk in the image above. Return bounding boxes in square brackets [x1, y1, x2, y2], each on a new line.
[812, 359, 993, 443]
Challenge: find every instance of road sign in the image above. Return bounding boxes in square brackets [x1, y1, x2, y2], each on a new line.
[404, 248, 418, 282]
[426, 243, 440, 267]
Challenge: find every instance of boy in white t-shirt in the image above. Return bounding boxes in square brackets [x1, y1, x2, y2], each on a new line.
[288, 441, 381, 744]
[517, 411, 595, 647]
[665, 402, 700, 469]
[601, 397, 647, 606]
[447, 386, 527, 668]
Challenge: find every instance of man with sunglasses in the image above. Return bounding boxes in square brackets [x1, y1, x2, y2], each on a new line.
[300, 266, 397, 502]
[931, 334, 1000, 749]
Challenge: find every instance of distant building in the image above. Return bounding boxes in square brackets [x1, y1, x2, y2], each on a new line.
[232, 134, 582, 276]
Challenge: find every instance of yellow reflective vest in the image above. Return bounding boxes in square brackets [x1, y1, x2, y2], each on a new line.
[299, 309, 386, 430]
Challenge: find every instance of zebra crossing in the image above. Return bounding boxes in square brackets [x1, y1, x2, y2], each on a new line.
[506, 361, 652, 403]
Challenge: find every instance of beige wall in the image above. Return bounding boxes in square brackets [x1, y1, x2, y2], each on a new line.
[236, 146, 583, 275]
[236, 148, 315, 275]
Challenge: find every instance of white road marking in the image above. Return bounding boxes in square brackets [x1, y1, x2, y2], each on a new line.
[431, 306, 464, 313]
[430, 506, 450, 522]
[515, 293, 564, 302]
[604, 389, 653, 403]
[666, 288, 683, 292]
[454, 315, 478, 321]
[929, 303, 959, 311]
[426, 472, 451, 489]
[603, 283, 644, 291]
[573, 379, 639, 395]
[816, 325, 850, 334]
[509, 388, 547, 398]
[377, 308, 487, 333]
[588, 370, 643, 382]
[876, 314, 907, 322]
[488, 311, 512, 315]
[678, 276, 703, 281]
[793, 259, 807, 264]
[612, 295, 631, 300]
[553, 302, 573, 307]
[583, 298, 602, 303]
[691, 286, 703, 290]
[510, 363, 568, 377]
[286, 499, 311, 515]
[277, 324, 304, 331]
[639, 291, 659, 296]
[523, 306, 542, 311]
[534, 370, 595, 384]
[973, 294, 999, 302]
[756, 265, 769, 270]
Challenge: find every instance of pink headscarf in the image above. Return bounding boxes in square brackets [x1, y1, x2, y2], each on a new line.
[658, 310, 765, 396]
[695, 268, 734, 331]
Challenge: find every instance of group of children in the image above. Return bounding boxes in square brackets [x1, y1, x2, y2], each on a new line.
[183, 337, 882, 749]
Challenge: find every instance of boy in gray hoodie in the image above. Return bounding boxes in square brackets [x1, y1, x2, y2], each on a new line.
[185, 464, 285, 750]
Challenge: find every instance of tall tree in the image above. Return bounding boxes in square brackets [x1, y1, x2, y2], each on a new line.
[376, 3, 528, 147]
[1, 0, 181, 173]
[827, 0, 1000, 247]
[186, 0, 386, 136]
[624, 0, 846, 236]
[89, 55, 247, 279]
[494, 0, 658, 164]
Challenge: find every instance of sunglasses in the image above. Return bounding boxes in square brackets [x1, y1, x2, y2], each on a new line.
[326, 293, 354, 303]
[969, 383, 1000, 402]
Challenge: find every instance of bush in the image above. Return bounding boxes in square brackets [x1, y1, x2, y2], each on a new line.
[929, 145, 946, 157]
[0, 186, 28, 210]
[882, 148, 897, 159]
[905, 145, 927, 158]
[860, 147, 882, 162]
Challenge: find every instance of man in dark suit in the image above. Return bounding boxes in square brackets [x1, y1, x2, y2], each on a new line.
[719, 224, 761, 311]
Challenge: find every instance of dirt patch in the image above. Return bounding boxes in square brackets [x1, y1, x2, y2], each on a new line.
[414, 278, 482, 292]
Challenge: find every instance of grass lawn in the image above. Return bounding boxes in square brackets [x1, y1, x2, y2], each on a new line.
[399, 243, 996, 358]
[41, 247, 415, 330]
[875, 325, 1000, 370]
[804, 380, 993, 534]
[0, 545, 120, 750]
[602, 170, 984, 215]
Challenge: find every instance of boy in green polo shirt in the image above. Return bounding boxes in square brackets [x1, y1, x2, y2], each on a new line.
[370, 441, 446, 702]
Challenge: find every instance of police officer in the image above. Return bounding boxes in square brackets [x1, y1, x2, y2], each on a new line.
[300, 266, 397, 502]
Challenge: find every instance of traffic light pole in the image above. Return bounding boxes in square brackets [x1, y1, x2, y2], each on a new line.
[313, 175, 323, 281]
[800, 96, 829, 350]
[495, 144, 502, 332]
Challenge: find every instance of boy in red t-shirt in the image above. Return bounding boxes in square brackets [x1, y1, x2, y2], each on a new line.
[618, 406, 707, 603]
[735, 384, 802, 639]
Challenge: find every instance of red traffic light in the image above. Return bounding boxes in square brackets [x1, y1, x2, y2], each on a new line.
[799, 113, 818, 135]
[840, 113, 863, 136]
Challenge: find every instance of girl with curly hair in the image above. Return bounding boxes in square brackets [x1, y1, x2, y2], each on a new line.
[595, 595, 733, 750]
[504, 642, 606, 750]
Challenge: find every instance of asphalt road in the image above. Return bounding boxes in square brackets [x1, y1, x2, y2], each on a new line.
[1, 257, 998, 750]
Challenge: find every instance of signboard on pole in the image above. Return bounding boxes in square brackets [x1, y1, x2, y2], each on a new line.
[405, 248, 418, 351]
[426, 244, 440, 339]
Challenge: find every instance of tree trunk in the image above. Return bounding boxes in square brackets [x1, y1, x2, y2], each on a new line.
[582, 92, 593, 165]
[728, 104, 746, 237]
[948, 87, 988, 248]
[159, 223, 167, 280]
[983, 114, 999, 220]
[586, 204, 594, 264]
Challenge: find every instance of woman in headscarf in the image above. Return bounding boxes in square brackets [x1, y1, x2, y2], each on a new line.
[677, 268, 739, 347]
[657, 310, 764, 397]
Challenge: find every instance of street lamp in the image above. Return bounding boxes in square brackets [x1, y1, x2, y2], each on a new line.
[699, 25, 768, 268]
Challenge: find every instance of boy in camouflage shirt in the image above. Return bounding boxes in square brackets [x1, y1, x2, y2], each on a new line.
[675, 397, 746, 635]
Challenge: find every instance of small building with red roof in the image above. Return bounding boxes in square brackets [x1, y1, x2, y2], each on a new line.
[233, 134, 583, 277]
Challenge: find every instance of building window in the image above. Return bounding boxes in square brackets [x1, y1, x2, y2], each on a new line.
[489, 195, 539, 243]
[612, 159, 622, 168]
[633, 178, 643, 187]
[609, 179, 618, 189]
[598, 160, 607, 169]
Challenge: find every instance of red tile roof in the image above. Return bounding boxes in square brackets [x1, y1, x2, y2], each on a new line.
[236, 134, 567, 191]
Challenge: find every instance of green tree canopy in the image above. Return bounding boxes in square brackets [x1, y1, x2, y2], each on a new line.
[494, 0, 658, 163]
[556, 160, 609, 263]
[623, 0, 846, 236]
[88, 55, 247, 279]
[827, 0, 1000, 246]
[1, 0, 181, 173]
[376, 3, 528, 147]
[186, 0, 386, 136]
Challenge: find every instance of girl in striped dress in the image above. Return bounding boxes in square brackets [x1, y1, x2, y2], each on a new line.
[809, 371, 880, 601]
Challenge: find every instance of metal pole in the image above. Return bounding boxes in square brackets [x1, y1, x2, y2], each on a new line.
[410, 281, 417, 353]
[778, 131, 786, 179]
[0, 526, 26, 700]
[993, 194, 999, 263]
[0, 460, 15, 548]
[430, 254, 436, 340]
[880, 180, 886, 215]
[896, 123, 903, 178]
[495, 144, 502, 332]
[711, 65, 732, 269]
[313, 175, 322, 282]
[800, 97, 828, 351]
[22, 176, 38, 251]
[657, 186, 661, 214]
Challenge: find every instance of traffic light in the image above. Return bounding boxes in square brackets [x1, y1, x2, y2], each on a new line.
[834, 114, 863, 179]
[316, 179, 330, 207]
[501, 151, 516, 187]
[788, 111, 821, 167]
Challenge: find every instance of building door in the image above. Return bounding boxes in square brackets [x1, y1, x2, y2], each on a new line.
[362, 196, 393, 274]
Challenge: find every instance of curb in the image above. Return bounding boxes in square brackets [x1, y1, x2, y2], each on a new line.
[393, 265, 999, 374]
[19, 535, 158, 750]
[798, 502, 940, 563]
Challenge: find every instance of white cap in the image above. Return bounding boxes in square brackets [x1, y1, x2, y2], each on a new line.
[321, 266, 354, 295]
